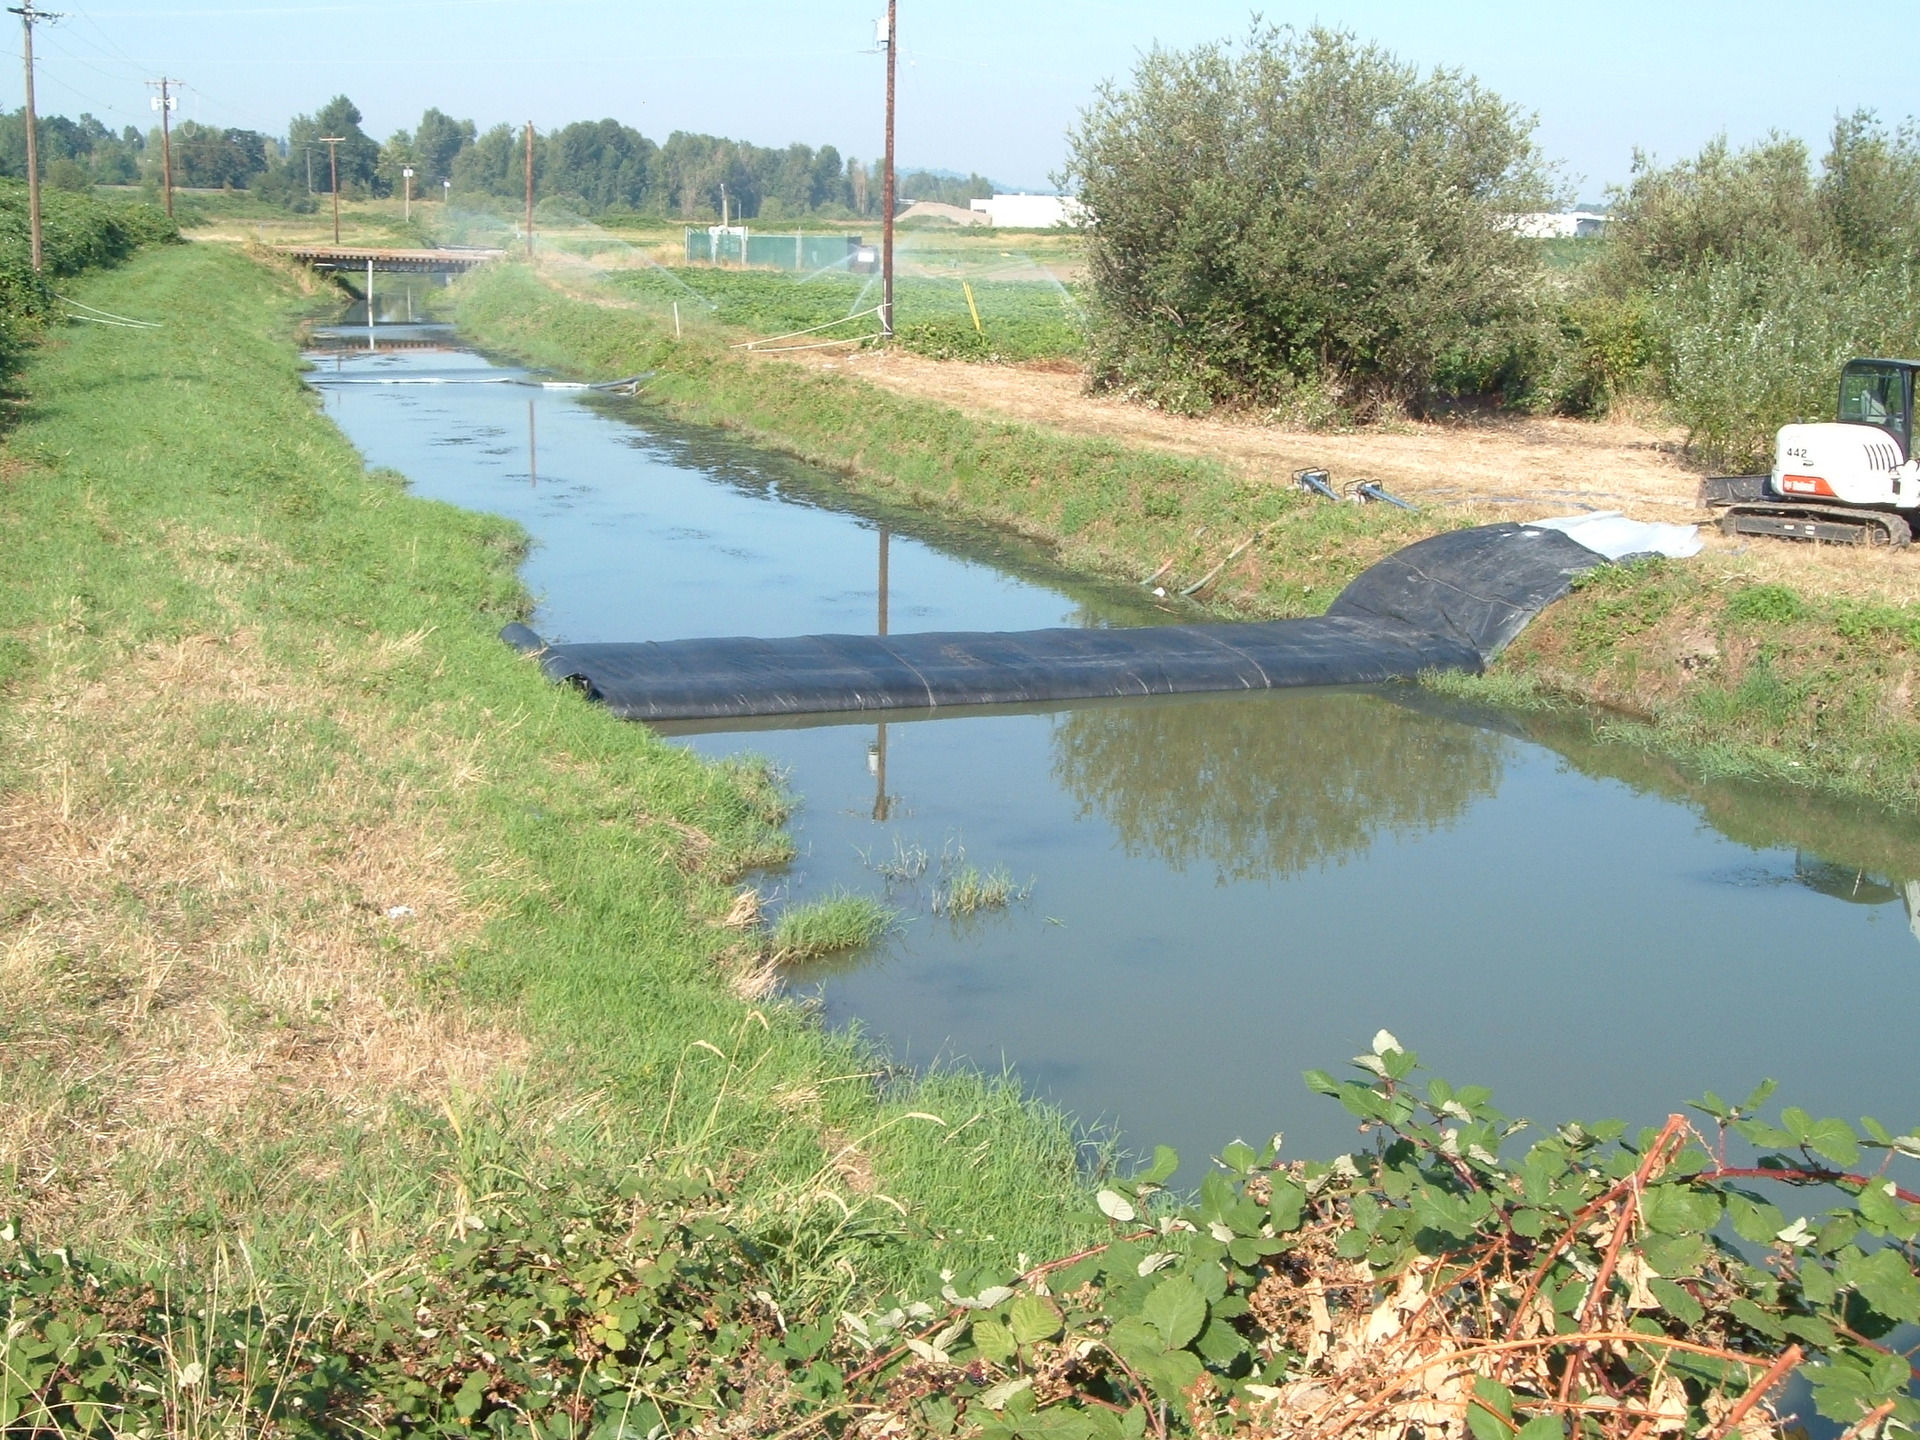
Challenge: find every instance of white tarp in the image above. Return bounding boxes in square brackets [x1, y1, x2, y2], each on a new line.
[1528, 511, 1703, 561]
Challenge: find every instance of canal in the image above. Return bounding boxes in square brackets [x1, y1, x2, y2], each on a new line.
[309, 318, 1920, 1172]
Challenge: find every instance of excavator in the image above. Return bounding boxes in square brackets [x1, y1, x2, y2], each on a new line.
[1703, 358, 1920, 548]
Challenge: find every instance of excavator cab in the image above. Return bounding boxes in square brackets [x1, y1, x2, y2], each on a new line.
[1702, 357, 1920, 546]
[1836, 359, 1917, 458]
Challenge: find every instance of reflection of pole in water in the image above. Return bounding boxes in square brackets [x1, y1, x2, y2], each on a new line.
[1906, 881, 1920, 946]
[870, 524, 892, 820]
[366, 257, 376, 351]
[527, 398, 537, 488]
[870, 723, 890, 821]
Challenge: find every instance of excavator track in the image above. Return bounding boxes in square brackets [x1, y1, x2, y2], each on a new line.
[1717, 501, 1911, 547]
[1699, 480, 1912, 547]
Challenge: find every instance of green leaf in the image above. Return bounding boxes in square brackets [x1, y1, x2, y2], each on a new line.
[1514, 1416, 1563, 1440]
[1303, 1069, 1341, 1097]
[1639, 1184, 1721, 1236]
[1726, 1193, 1787, 1244]
[1729, 1297, 1788, 1341]
[1193, 1317, 1248, 1366]
[1268, 1179, 1306, 1232]
[1839, 1247, 1920, 1324]
[972, 1319, 1017, 1363]
[1148, 1347, 1205, 1399]
[1803, 1117, 1861, 1166]
[1140, 1275, 1208, 1351]
[1219, 1142, 1258, 1174]
[1106, 1316, 1165, 1372]
[1467, 1378, 1516, 1440]
[1009, 1295, 1063, 1345]
[1647, 1278, 1704, 1326]
[1691, 1090, 1731, 1121]
[1139, 1146, 1180, 1186]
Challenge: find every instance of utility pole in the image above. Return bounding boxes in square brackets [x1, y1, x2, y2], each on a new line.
[402, 165, 413, 223]
[523, 121, 534, 258]
[879, 0, 897, 337]
[319, 135, 344, 243]
[146, 76, 178, 219]
[13, 4, 59, 271]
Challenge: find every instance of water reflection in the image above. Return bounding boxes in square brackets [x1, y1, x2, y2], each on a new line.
[1050, 690, 1505, 882]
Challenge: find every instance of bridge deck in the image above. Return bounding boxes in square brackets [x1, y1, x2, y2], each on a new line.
[278, 245, 504, 273]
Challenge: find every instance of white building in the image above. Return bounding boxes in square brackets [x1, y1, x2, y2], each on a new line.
[1510, 211, 1610, 240]
[967, 194, 1085, 229]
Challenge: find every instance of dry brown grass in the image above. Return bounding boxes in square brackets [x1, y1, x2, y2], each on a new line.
[0, 630, 527, 1245]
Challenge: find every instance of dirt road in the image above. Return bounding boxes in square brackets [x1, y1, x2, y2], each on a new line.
[813, 347, 1699, 516]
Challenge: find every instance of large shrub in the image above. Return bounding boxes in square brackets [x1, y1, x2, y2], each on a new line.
[1063, 25, 1555, 417]
[1599, 113, 1920, 467]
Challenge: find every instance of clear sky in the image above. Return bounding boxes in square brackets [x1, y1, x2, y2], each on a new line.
[25, 1, 1911, 197]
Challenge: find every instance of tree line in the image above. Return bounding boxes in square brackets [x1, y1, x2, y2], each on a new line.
[0, 96, 993, 221]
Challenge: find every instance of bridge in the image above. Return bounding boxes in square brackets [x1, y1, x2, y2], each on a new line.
[276, 245, 505, 274]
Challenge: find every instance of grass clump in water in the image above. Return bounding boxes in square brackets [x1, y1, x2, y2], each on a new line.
[771, 891, 896, 959]
[931, 862, 1030, 917]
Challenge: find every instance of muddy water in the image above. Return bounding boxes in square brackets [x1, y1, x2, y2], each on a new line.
[310, 324, 1920, 1171]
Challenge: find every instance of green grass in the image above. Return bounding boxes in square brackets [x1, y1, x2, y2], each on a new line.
[930, 864, 1027, 918]
[611, 263, 1085, 362]
[771, 891, 896, 959]
[0, 240, 1108, 1303]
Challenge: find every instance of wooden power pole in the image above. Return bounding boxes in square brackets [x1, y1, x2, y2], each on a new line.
[523, 121, 535, 258]
[880, 0, 897, 337]
[319, 136, 344, 243]
[146, 76, 179, 219]
[13, 3, 59, 270]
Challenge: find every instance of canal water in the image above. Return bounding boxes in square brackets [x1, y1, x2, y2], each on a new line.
[309, 320, 1920, 1171]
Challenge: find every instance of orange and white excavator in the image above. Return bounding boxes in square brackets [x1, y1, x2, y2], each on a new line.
[1704, 358, 1920, 547]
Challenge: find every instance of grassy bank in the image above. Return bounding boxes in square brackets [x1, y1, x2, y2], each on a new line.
[456, 262, 1920, 813]
[0, 241, 1115, 1308]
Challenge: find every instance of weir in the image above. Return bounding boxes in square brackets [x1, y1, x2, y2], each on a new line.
[500, 523, 1609, 721]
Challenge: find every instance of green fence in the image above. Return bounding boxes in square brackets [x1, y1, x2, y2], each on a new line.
[683, 227, 865, 273]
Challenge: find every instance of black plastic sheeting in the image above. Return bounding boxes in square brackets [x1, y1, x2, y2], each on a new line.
[500, 523, 1607, 723]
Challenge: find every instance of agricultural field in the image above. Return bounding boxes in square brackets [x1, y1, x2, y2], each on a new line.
[608, 260, 1086, 362]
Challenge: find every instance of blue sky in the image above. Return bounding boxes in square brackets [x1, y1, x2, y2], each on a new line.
[28, 1, 1910, 196]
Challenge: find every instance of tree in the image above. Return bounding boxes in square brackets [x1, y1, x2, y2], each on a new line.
[1819, 110, 1920, 267]
[288, 95, 380, 196]
[411, 107, 474, 186]
[1063, 24, 1555, 415]
[545, 119, 656, 211]
[1599, 134, 1820, 293]
[449, 123, 524, 201]
[171, 122, 272, 189]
